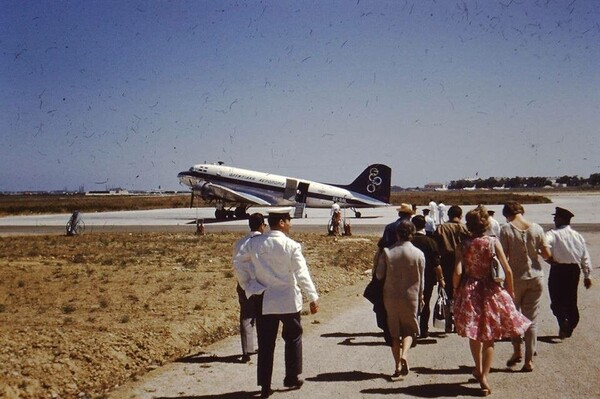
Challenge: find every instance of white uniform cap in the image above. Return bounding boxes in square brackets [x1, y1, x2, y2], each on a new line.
[267, 207, 294, 218]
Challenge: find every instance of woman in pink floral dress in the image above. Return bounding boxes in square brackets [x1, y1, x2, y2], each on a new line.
[452, 206, 531, 396]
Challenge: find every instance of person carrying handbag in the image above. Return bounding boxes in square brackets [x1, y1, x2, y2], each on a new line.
[452, 206, 531, 396]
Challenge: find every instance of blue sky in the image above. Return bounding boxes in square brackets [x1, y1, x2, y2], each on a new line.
[1, 0, 599, 191]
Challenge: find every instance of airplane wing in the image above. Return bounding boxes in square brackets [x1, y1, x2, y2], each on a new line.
[199, 182, 272, 206]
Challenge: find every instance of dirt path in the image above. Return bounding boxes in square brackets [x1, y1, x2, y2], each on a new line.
[109, 233, 600, 399]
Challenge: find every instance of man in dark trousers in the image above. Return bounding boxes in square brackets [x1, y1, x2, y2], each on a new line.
[433, 205, 469, 333]
[545, 207, 593, 339]
[232, 213, 266, 362]
[412, 215, 444, 338]
[234, 207, 319, 398]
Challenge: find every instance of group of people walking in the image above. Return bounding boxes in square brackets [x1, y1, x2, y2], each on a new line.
[371, 201, 593, 396]
[229, 201, 592, 398]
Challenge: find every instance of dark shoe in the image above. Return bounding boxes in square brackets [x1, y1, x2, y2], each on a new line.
[260, 386, 273, 398]
[241, 354, 251, 363]
[506, 354, 522, 367]
[283, 376, 304, 389]
[419, 331, 429, 339]
[559, 321, 572, 339]
[565, 328, 573, 338]
[520, 363, 534, 372]
[400, 358, 409, 376]
[558, 328, 568, 339]
[445, 320, 455, 333]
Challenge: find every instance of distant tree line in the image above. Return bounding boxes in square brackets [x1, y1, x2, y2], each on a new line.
[449, 173, 600, 189]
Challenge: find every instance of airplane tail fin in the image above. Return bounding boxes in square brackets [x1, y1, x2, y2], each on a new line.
[339, 164, 391, 204]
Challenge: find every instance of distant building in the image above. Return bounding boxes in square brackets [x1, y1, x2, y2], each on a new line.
[86, 188, 129, 196]
[424, 182, 447, 191]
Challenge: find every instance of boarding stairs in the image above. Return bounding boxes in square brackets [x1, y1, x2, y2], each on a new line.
[294, 203, 306, 219]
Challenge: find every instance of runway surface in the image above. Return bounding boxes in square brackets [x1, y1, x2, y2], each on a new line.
[1, 192, 600, 235]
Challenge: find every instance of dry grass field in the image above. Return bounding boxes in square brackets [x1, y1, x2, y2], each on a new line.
[0, 231, 378, 398]
[0, 194, 194, 216]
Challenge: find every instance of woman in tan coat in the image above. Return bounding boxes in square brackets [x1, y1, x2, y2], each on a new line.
[376, 220, 425, 380]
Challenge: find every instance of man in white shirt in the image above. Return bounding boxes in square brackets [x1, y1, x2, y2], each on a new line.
[428, 199, 438, 224]
[232, 213, 266, 363]
[437, 202, 446, 224]
[234, 207, 319, 398]
[329, 202, 342, 236]
[485, 210, 501, 237]
[422, 209, 436, 237]
[545, 207, 593, 339]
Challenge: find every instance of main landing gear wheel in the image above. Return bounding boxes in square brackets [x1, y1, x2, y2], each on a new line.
[234, 207, 249, 218]
[215, 209, 227, 220]
[215, 208, 245, 220]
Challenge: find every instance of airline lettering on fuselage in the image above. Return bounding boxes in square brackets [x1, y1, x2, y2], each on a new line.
[258, 178, 283, 186]
[228, 173, 257, 181]
[367, 167, 383, 193]
[223, 171, 283, 187]
[332, 197, 348, 204]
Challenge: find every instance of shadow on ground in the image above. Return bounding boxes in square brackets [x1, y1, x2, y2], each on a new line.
[307, 370, 388, 382]
[362, 382, 483, 398]
[176, 351, 243, 365]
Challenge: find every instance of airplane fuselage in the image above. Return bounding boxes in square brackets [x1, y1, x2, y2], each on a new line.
[178, 163, 385, 209]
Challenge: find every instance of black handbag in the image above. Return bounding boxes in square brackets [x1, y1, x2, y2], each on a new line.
[363, 276, 383, 305]
[364, 248, 386, 305]
[433, 286, 448, 328]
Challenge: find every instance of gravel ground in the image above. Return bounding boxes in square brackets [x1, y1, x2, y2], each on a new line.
[108, 230, 600, 399]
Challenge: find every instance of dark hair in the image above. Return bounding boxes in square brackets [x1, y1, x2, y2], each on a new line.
[412, 215, 426, 230]
[395, 220, 415, 242]
[447, 205, 463, 219]
[465, 206, 490, 236]
[248, 213, 265, 231]
[502, 201, 524, 218]
[267, 213, 290, 228]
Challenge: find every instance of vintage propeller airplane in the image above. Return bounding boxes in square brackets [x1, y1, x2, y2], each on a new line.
[177, 162, 391, 220]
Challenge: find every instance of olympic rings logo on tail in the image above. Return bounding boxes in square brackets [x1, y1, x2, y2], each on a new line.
[367, 167, 382, 193]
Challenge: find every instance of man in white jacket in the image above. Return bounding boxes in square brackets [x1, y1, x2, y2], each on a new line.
[234, 207, 319, 398]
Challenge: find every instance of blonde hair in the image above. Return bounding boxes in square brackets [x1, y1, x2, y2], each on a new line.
[465, 205, 490, 236]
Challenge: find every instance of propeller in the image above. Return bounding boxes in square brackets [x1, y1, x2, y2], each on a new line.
[189, 191, 194, 208]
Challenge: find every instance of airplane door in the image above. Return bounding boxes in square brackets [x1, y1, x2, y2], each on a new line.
[284, 179, 298, 202]
[296, 182, 309, 203]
